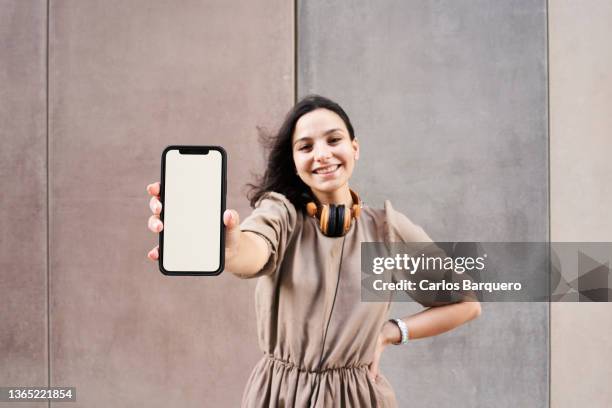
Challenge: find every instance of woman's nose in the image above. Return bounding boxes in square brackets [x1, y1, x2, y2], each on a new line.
[313, 145, 332, 161]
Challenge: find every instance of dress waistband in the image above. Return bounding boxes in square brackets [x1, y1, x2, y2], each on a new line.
[264, 354, 370, 374]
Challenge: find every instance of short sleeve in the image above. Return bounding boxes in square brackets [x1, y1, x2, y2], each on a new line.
[383, 200, 469, 307]
[383, 200, 433, 243]
[238, 191, 297, 279]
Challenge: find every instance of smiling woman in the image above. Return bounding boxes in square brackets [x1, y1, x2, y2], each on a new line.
[246, 96, 360, 213]
[146, 95, 481, 407]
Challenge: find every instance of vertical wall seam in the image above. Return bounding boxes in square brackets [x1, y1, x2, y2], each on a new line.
[293, 0, 298, 103]
[547, 0, 551, 404]
[46, 0, 51, 407]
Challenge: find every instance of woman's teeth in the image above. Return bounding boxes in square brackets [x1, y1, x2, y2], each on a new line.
[314, 165, 340, 174]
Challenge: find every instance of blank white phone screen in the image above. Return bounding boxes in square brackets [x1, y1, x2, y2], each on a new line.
[163, 149, 222, 272]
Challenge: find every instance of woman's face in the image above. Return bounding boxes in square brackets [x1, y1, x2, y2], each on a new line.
[292, 108, 359, 198]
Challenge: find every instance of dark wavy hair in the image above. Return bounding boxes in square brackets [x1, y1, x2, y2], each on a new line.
[247, 95, 355, 211]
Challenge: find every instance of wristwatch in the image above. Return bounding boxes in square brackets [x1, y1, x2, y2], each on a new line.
[389, 318, 410, 345]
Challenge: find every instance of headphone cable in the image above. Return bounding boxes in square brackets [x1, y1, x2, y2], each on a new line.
[307, 234, 347, 407]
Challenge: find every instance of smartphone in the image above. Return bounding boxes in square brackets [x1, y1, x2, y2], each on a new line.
[159, 145, 226, 276]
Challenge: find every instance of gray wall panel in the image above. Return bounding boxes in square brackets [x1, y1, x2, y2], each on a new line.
[49, 1, 292, 406]
[298, 0, 548, 406]
[0, 1, 48, 402]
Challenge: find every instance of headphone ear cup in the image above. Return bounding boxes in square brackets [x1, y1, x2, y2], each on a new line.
[320, 205, 329, 235]
[328, 204, 336, 237]
[349, 189, 361, 219]
[306, 202, 318, 218]
[335, 205, 345, 237]
[342, 205, 351, 233]
[352, 203, 361, 219]
[311, 198, 358, 237]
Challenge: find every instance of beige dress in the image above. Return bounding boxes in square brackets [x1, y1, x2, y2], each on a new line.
[238, 192, 436, 408]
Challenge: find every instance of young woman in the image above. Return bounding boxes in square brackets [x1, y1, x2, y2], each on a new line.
[146, 95, 481, 407]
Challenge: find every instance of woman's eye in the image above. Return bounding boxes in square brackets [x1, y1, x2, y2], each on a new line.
[329, 137, 341, 144]
[299, 145, 311, 151]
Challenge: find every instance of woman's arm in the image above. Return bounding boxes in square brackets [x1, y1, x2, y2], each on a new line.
[368, 301, 481, 382]
[224, 221, 271, 278]
[380, 301, 481, 345]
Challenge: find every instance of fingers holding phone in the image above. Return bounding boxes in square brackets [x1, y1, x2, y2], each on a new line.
[146, 180, 239, 265]
[147, 246, 159, 260]
[146, 182, 162, 260]
[146, 181, 161, 197]
[223, 209, 242, 259]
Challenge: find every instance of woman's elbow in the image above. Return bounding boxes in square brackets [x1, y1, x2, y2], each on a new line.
[467, 300, 482, 320]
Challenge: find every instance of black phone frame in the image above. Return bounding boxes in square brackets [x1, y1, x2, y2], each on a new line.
[158, 145, 226, 276]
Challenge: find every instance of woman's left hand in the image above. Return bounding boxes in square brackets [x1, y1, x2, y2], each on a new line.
[368, 321, 401, 382]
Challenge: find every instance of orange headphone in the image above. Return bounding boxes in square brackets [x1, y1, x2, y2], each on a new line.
[305, 189, 362, 237]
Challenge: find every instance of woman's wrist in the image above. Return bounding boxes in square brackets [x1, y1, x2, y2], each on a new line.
[381, 321, 402, 346]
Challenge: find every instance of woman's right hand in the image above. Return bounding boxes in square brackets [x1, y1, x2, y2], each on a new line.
[145, 181, 241, 261]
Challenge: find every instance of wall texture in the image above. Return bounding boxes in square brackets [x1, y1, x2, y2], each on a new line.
[550, 1, 612, 407]
[0, 2, 48, 407]
[46, 0, 292, 406]
[298, 0, 548, 406]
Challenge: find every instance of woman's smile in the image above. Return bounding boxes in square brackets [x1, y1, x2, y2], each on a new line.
[313, 164, 341, 175]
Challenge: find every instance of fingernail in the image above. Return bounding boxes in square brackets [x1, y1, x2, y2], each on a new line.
[156, 222, 162, 232]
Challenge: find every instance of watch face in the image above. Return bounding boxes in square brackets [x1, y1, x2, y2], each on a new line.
[391, 319, 409, 344]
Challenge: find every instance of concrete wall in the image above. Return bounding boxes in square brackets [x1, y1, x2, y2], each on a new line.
[298, 0, 548, 406]
[0, 2, 48, 407]
[47, 1, 293, 406]
[550, 1, 612, 407]
[0, 0, 292, 406]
